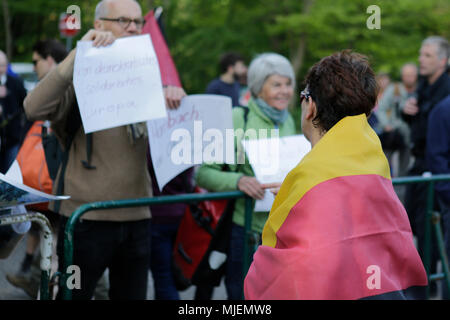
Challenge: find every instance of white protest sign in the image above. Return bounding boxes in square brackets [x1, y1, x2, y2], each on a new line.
[73, 34, 166, 133]
[242, 134, 311, 211]
[147, 94, 234, 191]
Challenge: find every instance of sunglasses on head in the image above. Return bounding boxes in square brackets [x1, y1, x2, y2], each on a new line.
[300, 89, 311, 104]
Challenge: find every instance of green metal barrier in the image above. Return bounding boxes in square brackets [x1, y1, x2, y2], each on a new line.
[60, 191, 252, 300]
[392, 174, 450, 299]
[0, 212, 53, 300]
[58, 174, 450, 300]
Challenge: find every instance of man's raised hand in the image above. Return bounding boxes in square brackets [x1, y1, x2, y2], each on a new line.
[81, 30, 116, 47]
[164, 85, 187, 110]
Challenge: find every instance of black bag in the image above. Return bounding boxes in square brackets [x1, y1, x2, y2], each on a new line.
[172, 194, 236, 290]
[190, 199, 236, 286]
[379, 128, 405, 151]
[41, 125, 62, 181]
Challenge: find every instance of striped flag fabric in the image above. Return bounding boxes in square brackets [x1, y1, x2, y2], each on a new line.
[244, 114, 427, 300]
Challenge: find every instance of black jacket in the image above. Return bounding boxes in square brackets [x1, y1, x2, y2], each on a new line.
[0, 74, 27, 148]
[403, 72, 450, 160]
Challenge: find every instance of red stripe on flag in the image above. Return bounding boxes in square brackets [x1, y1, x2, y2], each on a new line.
[245, 174, 427, 300]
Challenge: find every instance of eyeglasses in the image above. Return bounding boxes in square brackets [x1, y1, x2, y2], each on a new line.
[100, 17, 145, 30]
[300, 89, 311, 104]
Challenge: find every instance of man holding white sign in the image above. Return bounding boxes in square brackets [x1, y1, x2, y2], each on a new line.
[24, 0, 186, 300]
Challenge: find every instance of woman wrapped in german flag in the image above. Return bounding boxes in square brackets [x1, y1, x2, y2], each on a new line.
[244, 51, 428, 300]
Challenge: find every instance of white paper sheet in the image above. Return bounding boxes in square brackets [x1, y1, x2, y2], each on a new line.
[243, 135, 311, 212]
[0, 164, 70, 209]
[73, 34, 166, 133]
[147, 94, 234, 191]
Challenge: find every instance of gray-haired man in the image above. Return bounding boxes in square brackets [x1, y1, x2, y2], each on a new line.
[402, 36, 450, 298]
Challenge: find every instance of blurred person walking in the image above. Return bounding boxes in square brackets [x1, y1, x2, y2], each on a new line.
[5, 39, 67, 299]
[376, 63, 418, 177]
[426, 94, 450, 299]
[206, 52, 247, 107]
[0, 50, 27, 173]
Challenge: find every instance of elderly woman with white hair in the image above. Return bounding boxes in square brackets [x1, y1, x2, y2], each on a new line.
[195, 52, 296, 299]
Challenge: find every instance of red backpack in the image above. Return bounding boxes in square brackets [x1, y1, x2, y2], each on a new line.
[172, 186, 235, 289]
[172, 107, 249, 290]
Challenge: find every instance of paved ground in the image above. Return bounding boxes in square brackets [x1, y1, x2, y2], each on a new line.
[0, 222, 444, 300]
[0, 236, 33, 300]
[0, 233, 227, 300]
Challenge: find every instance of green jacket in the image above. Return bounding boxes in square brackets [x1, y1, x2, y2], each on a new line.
[195, 98, 296, 233]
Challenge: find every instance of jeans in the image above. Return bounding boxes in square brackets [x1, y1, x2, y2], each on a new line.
[57, 216, 151, 300]
[150, 222, 180, 300]
[225, 223, 246, 300]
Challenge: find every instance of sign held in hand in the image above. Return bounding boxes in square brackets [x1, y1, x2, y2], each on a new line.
[147, 94, 234, 191]
[73, 34, 167, 134]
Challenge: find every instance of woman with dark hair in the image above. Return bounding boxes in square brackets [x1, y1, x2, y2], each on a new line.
[244, 51, 428, 300]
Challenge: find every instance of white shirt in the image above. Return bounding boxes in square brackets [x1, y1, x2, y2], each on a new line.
[0, 73, 6, 86]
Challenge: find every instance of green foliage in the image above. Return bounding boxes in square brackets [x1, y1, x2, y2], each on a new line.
[1, 0, 448, 131]
[164, 0, 449, 90]
[1, 0, 94, 60]
[2, 0, 448, 84]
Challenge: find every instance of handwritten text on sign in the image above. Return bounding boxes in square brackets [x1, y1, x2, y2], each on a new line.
[243, 135, 311, 212]
[73, 35, 166, 133]
[147, 94, 233, 191]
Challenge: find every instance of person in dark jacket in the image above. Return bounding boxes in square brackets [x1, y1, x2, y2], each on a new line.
[0, 50, 28, 173]
[148, 147, 194, 300]
[206, 52, 247, 107]
[426, 94, 450, 299]
[5, 39, 68, 300]
[402, 36, 450, 297]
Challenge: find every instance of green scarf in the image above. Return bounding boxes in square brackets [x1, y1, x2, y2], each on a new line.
[255, 98, 289, 126]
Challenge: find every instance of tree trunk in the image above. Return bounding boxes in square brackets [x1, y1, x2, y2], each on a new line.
[1, 0, 13, 60]
[290, 0, 314, 77]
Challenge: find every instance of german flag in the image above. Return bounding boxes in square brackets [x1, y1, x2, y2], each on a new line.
[244, 114, 427, 300]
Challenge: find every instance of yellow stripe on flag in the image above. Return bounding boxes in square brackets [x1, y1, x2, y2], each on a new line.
[262, 114, 391, 248]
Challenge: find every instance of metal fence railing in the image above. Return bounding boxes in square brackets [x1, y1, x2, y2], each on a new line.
[392, 174, 450, 299]
[59, 191, 252, 300]
[0, 212, 53, 300]
[18, 174, 450, 300]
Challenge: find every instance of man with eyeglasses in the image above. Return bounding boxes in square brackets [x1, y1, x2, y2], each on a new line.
[5, 39, 68, 300]
[401, 36, 450, 298]
[24, 0, 186, 300]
